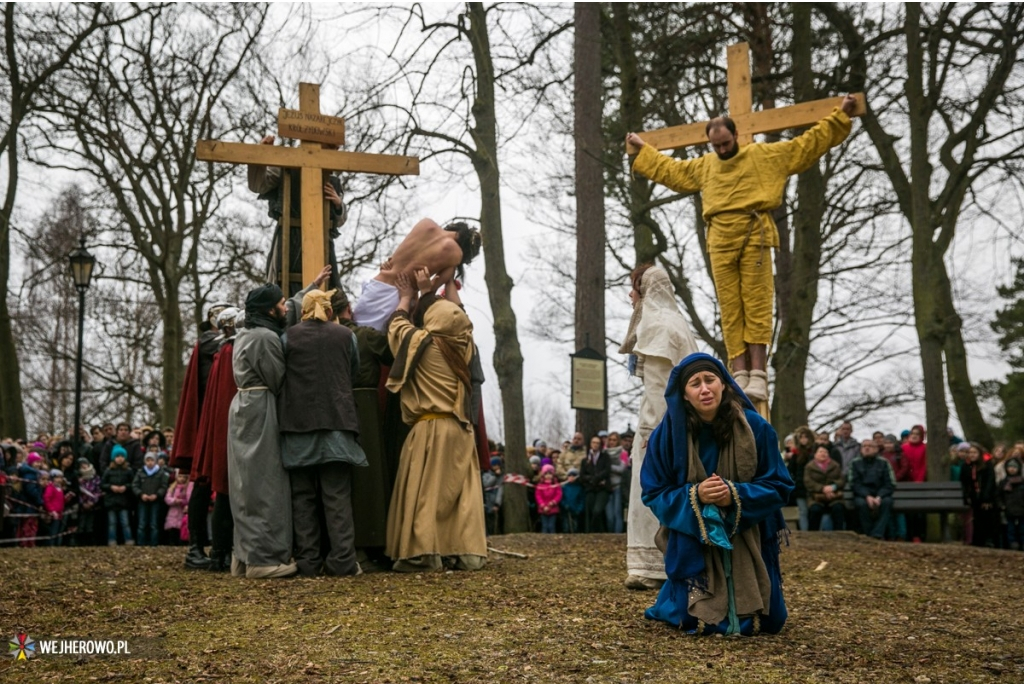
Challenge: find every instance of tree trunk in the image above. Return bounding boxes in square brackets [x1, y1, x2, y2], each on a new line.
[609, 5, 659, 266]
[160, 282, 184, 428]
[0, 115, 26, 440]
[466, 2, 528, 533]
[941, 288, 994, 449]
[904, 3, 949, 482]
[573, 3, 607, 440]
[772, 3, 820, 435]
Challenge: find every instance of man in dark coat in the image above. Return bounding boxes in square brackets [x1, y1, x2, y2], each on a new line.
[333, 288, 397, 568]
[849, 439, 895, 539]
[579, 435, 612, 533]
[279, 289, 367, 577]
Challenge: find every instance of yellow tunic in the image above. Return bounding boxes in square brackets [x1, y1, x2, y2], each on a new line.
[385, 313, 487, 564]
[632, 108, 852, 253]
[631, 108, 852, 360]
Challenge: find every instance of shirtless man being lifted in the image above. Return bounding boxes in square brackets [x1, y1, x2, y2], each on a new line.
[351, 218, 482, 331]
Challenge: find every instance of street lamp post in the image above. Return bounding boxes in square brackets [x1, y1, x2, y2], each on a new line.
[68, 238, 96, 456]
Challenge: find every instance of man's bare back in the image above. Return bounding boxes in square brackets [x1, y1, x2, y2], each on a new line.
[375, 218, 468, 286]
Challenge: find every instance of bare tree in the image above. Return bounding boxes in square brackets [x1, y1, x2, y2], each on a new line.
[32, 4, 272, 427]
[822, 2, 1024, 475]
[0, 2, 148, 438]
[343, 3, 572, 532]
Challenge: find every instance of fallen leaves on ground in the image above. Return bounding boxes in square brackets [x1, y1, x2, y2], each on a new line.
[1, 532, 1023, 683]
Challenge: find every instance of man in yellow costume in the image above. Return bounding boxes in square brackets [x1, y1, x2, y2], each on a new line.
[626, 94, 858, 401]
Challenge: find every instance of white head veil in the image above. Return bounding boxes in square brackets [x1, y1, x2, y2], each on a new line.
[618, 266, 698, 375]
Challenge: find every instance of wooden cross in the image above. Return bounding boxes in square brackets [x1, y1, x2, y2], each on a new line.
[196, 83, 419, 288]
[625, 42, 866, 154]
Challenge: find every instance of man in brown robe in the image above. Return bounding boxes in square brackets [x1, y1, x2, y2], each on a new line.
[384, 272, 487, 572]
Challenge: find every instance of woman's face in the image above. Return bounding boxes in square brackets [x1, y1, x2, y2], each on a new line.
[814, 446, 831, 463]
[61, 454, 73, 468]
[967, 447, 981, 462]
[589, 437, 602, 452]
[629, 282, 641, 308]
[909, 430, 923, 445]
[798, 433, 811, 446]
[883, 439, 896, 453]
[684, 371, 723, 421]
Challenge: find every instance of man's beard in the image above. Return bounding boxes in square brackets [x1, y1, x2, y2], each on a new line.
[716, 142, 739, 160]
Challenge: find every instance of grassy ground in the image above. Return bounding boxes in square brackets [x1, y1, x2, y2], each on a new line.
[1, 532, 1023, 683]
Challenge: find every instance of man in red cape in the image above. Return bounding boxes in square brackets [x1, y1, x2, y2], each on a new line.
[191, 308, 241, 571]
[171, 302, 231, 569]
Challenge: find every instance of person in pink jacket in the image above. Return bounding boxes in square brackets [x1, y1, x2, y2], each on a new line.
[535, 464, 562, 534]
[42, 469, 66, 547]
[164, 470, 193, 545]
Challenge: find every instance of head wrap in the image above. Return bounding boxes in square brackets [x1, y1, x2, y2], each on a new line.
[216, 306, 242, 329]
[618, 266, 698, 378]
[956, 441, 971, 452]
[206, 302, 234, 326]
[541, 464, 555, 476]
[245, 284, 285, 333]
[676, 357, 725, 387]
[386, 300, 474, 426]
[49, 468, 63, 479]
[111, 444, 128, 461]
[27, 452, 43, 465]
[490, 457, 503, 468]
[301, 289, 336, 322]
[529, 455, 541, 465]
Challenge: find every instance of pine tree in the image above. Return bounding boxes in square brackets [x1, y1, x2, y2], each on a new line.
[991, 257, 1024, 439]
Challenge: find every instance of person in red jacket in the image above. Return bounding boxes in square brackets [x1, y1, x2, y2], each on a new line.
[901, 425, 928, 541]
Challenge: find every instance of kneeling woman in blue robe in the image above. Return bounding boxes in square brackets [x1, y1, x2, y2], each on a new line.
[640, 353, 794, 635]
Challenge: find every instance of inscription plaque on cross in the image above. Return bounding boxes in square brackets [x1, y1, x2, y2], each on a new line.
[196, 82, 419, 289]
[625, 42, 866, 154]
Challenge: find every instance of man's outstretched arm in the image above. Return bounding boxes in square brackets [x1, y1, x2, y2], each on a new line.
[776, 94, 857, 176]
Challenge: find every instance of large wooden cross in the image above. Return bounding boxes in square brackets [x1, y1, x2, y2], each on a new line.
[625, 42, 866, 154]
[196, 83, 419, 288]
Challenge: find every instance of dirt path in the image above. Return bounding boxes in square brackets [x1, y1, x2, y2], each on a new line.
[1, 532, 1022, 682]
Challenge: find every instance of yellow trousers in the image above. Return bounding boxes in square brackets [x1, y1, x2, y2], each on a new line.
[709, 245, 774, 361]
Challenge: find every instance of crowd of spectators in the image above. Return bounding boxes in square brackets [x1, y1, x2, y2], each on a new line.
[6, 418, 1023, 552]
[780, 421, 1023, 549]
[1, 423, 193, 547]
[481, 421, 1024, 551]
[484, 429, 635, 536]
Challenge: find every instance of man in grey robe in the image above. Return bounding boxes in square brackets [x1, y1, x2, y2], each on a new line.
[227, 284, 297, 579]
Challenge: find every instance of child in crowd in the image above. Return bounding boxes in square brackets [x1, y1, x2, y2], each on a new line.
[101, 445, 135, 546]
[534, 464, 562, 534]
[14, 452, 44, 547]
[482, 457, 504, 536]
[560, 467, 585, 534]
[164, 470, 192, 545]
[998, 457, 1024, 551]
[77, 458, 103, 546]
[133, 452, 168, 546]
[42, 469, 66, 546]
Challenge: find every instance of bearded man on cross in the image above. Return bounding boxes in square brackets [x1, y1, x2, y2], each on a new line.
[625, 94, 857, 402]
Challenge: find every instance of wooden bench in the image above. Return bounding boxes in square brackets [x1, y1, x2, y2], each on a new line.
[843, 481, 967, 541]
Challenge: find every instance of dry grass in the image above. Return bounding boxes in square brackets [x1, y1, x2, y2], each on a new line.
[1, 532, 1023, 683]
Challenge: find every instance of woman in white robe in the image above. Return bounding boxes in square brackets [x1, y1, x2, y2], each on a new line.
[619, 265, 698, 590]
